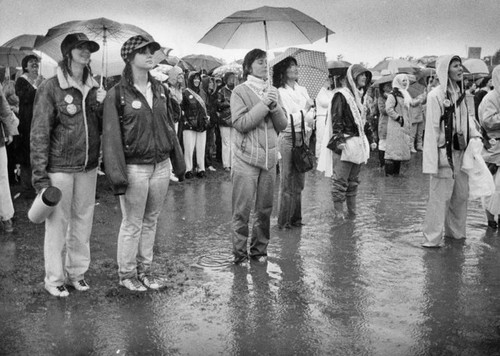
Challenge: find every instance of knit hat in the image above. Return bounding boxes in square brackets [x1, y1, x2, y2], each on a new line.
[60, 33, 99, 57]
[120, 35, 160, 62]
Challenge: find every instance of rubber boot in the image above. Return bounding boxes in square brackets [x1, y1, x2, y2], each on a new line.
[346, 196, 356, 219]
[333, 201, 345, 220]
[378, 150, 385, 168]
[385, 160, 394, 176]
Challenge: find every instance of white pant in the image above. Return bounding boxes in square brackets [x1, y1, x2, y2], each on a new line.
[220, 126, 233, 168]
[44, 169, 97, 287]
[0, 146, 14, 221]
[183, 130, 206, 172]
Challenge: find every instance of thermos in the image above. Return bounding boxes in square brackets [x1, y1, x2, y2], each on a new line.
[28, 186, 62, 224]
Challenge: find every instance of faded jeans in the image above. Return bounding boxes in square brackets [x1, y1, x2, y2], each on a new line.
[220, 126, 233, 168]
[44, 169, 97, 287]
[231, 155, 276, 262]
[277, 133, 305, 226]
[0, 146, 14, 221]
[117, 159, 170, 280]
[331, 153, 361, 203]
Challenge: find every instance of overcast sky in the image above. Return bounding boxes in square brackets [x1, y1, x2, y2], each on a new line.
[1, 0, 498, 68]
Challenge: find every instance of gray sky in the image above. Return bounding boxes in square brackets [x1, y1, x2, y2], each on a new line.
[1, 0, 498, 67]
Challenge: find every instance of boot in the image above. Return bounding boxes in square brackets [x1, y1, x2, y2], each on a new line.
[385, 160, 394, 176]
[333, 201, 345, 220]
[346, 196, 356, 218]
[378, 150, 385, 168]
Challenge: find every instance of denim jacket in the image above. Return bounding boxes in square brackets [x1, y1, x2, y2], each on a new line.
[30, 68, 102, 192]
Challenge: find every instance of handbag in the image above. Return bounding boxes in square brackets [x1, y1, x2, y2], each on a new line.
[290, 111, 315, 173]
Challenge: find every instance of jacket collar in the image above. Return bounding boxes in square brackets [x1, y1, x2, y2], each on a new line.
[119, 76, 163, 98]
[56, 67, 99, 91]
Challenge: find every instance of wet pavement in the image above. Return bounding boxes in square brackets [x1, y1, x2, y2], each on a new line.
[1, 153, 500, 355]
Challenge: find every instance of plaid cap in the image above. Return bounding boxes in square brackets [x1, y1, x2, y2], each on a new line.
[121, 35, 161, 62]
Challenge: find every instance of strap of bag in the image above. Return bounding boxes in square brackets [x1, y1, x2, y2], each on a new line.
[290, 111, 307, 148]
[290, 113, 296, 147]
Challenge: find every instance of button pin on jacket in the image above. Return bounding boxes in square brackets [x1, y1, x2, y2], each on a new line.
[67, 104, 77, 115]
[64, 94, 73, 104]
[132, 100, 142, 109]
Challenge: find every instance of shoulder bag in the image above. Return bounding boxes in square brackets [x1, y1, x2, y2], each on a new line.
[291, 111, 315, 173]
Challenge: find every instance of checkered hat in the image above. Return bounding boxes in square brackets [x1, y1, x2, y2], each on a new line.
[121, 35, 160, 62]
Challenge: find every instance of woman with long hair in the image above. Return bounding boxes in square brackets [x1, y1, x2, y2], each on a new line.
[31, 33, 105, 297]
[103, 35, 184, 290]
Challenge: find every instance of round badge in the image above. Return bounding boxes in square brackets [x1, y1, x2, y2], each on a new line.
[66, 104, 77, 115]
[132, 100, 142, 109]
[64, 95, 73, 104]
[189, 95, 194, 99]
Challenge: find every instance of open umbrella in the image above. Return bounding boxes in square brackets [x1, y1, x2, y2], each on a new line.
[2, 34, 46, 50]
[270, 47, 328, 98]
[327, 60, 351, 76]
[181, 54, 224, 72]
[463, 58, 489, 80]
[371, 58, 421, 74]
[0, 46, 36, 68]
[211, 62, 243, 78]
[35, 17, 154, 84]
[198, 6, 334, 81]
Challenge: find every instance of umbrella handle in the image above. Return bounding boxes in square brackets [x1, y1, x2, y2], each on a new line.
[263, 20, 271, 89]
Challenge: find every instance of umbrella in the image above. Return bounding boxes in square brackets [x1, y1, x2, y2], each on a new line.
[327, 60, 351, 76]
[2, 34, 46, 50]
[0, 46, 36, 68]
[371, 58, 421, 74]
[181, 54, 224, 72]
[463, 58, 489, 80]
[372, 73, 395, 86]
[198, 6, 334, 82]
[36, 17, 154, 84]
[211, 62, 243, 78]
[269, 47, 328, 99]
[152, 46, 173, 65]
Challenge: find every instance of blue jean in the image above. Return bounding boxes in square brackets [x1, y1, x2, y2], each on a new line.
[117, 159, 170, 280]
[231, 155, 276, 262]
[331, 153, 361, 203]
[277, 133, 305, 226]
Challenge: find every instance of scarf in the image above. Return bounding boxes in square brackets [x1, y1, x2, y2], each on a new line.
[244, 75, 267, 100]
[346, 66, 366, 114]
[185, 87, 207, 115]
[392, 74, 413, 108]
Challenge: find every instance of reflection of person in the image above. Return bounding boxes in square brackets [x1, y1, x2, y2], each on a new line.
[182, 72, 208, 178]
[273, 56, 315, 229]
[217, 72, 236, 171]
[479, 66, 500, 229]
[327, 64, 375, 219]
[103, 35, 183, 291]
[0, 83, 19, 233]
[422, 55, 481, 247]
[385, 74, 425, 176]
[15, 54, 44, 198]
[31, 33, 105, 296]
[230, 48, 287, 265]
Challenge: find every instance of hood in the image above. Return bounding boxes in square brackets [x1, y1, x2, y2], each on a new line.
[435, 54, 461, 96]
[492, 65, 500, 95]
[187, 71, 201, 91]
[167, 66, 183, 86]
[392, 74, 409, 91]
[349, 64, 372, 93]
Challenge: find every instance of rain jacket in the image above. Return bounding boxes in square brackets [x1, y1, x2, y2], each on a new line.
[230, 78, 287, 170]
[30, 68, 101, 192]
[15, 76, 37, 165]
[423, 55, 480, 176]
[181, 72, 208, 132]
[217, 85, 233, 127]
[102, 76, 182, 195]
[479, 65, 500, 164]
[377, 95, 389, 142]
[0, 83, 19, 148]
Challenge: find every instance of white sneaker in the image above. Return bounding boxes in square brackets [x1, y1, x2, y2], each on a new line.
[170, 174, 179, 182]
[119, 278, 147, 292]
[45, 284, 69, 297]
[70, 279, 90, 291]
[138, 274, 163, 290]
[207, 166, 216, 171]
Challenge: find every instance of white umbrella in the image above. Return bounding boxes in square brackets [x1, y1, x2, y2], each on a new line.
[463, 58, 489, 79]
[198, 6, 334, 82]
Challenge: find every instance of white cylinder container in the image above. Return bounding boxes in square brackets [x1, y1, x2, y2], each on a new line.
[28, 186, 62, 224]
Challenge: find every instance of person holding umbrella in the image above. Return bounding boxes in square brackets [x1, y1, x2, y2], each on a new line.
[103, 35, 184, 291]
[230, 48, 287, 265]
[31, 33, 105, 297]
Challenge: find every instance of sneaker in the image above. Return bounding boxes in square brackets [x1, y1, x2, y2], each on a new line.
[138, 274, 163, 290]
[410, 148, 417, 153]
[251, 256, 268, 264]
[119, 277, 147, 292]
[2, 219, 13, 233]
[185, 171, 194, 179]
[70, 279, 90, 291]
[45, 284, 69, 297]
[207, 166, 216, 171]
[224, 167, 231, 172]
[170, 174, 179, 182]
[197, 170, 206, 178]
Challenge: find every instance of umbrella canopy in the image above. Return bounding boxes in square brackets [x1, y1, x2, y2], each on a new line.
[211, 62, 243, 79]
[371, 58, 421, 74]
[181, 54, 224, 72]
[2, 34, 46, 50]
[463, 58, 489, 76]
[269, 47, 328, 99]
[372, 73, 396, 86]
[36, 17, 154, 80]
[198, 6, 334, 50]
[327, 60, 351, 76]
[0, 46, 37, 68]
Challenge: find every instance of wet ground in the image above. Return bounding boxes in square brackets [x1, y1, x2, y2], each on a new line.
[1, 153, 500, 355]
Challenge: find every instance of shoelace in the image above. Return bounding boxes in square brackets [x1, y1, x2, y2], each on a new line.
[56, 286, 66, 292]
[131, 278, 144, 289]
[78, 280, 87, 287]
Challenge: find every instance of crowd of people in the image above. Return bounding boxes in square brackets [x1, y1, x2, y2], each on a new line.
[0, 31, 499, 296]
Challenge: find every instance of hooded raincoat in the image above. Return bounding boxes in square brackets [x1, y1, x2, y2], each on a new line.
[479, 65, 500, 165]
[422, 55, 481, 246]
